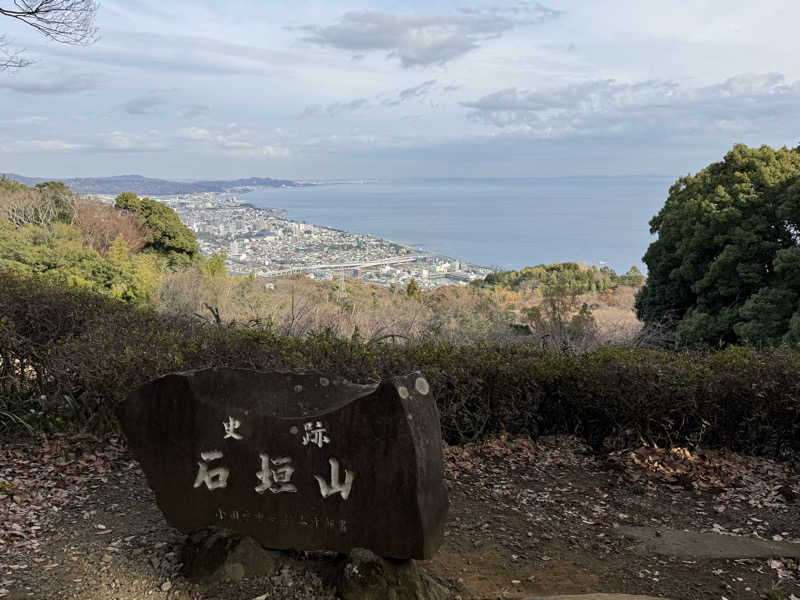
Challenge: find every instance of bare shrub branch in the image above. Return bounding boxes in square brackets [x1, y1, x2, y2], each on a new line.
[73, 200, 148, 255]
[0, 181, 78, 226]
[0, 0, 99, 69]
[0, 33, 31, 68]
[0, 0, 99, 44]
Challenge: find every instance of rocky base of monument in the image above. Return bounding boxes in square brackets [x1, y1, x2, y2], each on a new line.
[181, 527, 453, 600]
[337, 547, 452, 600]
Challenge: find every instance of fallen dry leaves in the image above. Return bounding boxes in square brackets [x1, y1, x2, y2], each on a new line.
[0, 434, 126, 553]
[1, 432, 798, 599]
[445, 433, 598, 476]
[607, 445, 800, 510]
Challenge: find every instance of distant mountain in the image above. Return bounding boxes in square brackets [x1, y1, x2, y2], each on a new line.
[1, 173, 304, 195]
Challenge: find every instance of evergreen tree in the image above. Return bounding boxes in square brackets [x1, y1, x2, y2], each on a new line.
[114, 192, 199, 263]
[636, 143, 800, 346]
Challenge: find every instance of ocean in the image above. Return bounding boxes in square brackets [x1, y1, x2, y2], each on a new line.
[242, 176, 675, 274]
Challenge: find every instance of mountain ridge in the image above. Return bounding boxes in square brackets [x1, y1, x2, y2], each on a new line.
[1, 173, 305, 196]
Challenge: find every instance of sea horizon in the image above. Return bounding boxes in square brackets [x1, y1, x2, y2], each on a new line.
[242, 175, 677, 274]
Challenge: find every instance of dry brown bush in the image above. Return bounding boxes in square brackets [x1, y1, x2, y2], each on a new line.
[583, 287, 643, 345]
[499, 284, 644, 352]
[0, 188, 41, 224]
[155, 265, 646, 351]
[73, 200, 147, 255]
[4, 271, 800, 459]
[0, 185, 78, 227]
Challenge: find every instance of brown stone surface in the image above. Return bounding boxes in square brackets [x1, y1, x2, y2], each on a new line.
[617, 526, 800, 559]
[527, 596, 671, 600]
[116, 368, 448, 559]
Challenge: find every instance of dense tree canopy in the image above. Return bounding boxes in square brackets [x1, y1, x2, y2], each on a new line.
[476, 262, 643, 294]
[635, 143, 800, 347]
[0, 219, 159, 302]
[0, 180, 161, 302]
[114, 192, 199, 264]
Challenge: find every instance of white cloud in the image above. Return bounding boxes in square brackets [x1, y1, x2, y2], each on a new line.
[384, 79, 437, 106]
[298, 98, 370, 119]
[0, 70, 102, 94]
[262, 145, 290, 158]
[178, 126, 213, 141]
[121, 93, 169, 115]
[101, 130, 168, 152]
[177, 124, 290, 157]
[299, 4, 560, 67]
[2, 1, 800, 179]
[0, 115, 49, 126]
[327, 98, 369, 116]
[176, 104, 211, 119]
[463, 73, 800, 139]
[12, 139, 86, 151]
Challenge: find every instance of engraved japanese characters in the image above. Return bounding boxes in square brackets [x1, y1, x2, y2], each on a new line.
[116, 369, 448, 559]
[193, 415, 352, 499]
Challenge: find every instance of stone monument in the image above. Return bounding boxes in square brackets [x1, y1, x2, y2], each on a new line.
[116, 368, 448, 560]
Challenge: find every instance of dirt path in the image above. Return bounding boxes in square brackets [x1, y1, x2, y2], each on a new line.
[1, 434, 799, 600]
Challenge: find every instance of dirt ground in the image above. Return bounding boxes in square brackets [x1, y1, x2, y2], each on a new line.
[1, 434, 799, 600]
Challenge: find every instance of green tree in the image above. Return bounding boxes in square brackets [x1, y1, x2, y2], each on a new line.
[475, 262, 628, 294]
[197, 251, 230, 324]
[406, 278, 419, 297]
[636, 143, 800, 346]
[621, 266, 645, 287]
[0, 220, 158, 302]
[114, 193, 199, 264]
[521, 283, 597, 350]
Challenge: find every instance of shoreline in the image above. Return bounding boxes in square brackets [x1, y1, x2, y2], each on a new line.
[160, 191, 493, 289]
[235, 179, 655, 275]
[236, 189, 481, 269]
[238, 190, 490, 270]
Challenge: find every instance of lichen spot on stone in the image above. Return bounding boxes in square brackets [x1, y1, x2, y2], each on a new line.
[319, 377, 330, 387]
[414, 377, 430, 395]
[397, 385, 410, 399]
[294, 384, 303, 393]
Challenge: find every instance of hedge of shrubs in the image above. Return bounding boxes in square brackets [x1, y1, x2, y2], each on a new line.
[2, 272, 799, 459]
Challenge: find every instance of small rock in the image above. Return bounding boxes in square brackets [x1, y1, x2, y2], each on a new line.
[160, 581, 172, 592]
[224, 562, 245, 583]
[337, 547, 450, 600]
[101, 554, 113, 563]
[181, 528, 281, 582]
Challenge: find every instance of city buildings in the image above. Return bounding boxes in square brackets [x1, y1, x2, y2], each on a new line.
[156, 192, 490, 289]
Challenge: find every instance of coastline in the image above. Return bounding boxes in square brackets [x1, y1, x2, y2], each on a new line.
[160, 191, 492, 290]
[236, 177, 664, 274]
[236, 187, 481, 268]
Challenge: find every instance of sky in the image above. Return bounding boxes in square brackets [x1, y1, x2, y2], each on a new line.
[0, 0, 799, 180]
